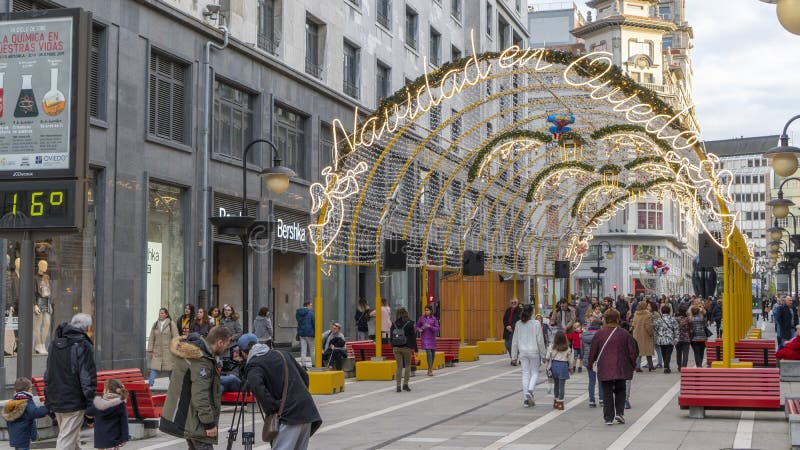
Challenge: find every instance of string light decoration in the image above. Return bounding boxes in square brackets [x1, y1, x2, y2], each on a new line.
[308, 38, 740, 277]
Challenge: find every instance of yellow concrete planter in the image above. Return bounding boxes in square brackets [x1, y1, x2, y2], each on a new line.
[416, 351, 446, 370]
[355, 360, 397, 381]
[477, 340, 507, 355]
[308, 370, 345, 394]
[458, 345, 480, 362]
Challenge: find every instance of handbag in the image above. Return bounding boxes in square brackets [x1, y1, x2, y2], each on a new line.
[704, 326, 713, 338]
[592, 327, 617, 373]
[262, 350, 289, 442]
[545, 350, 553, 379]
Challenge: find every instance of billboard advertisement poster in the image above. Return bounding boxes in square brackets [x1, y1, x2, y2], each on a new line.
[0, 9, 89, 181]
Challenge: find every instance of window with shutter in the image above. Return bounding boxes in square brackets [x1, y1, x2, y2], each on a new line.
[148, 51, 190, 145]
[12, 0, 57, 11]
[213, 80, 255, 162]
[273, 105, 307, 179]
[89, 24, 107, 120]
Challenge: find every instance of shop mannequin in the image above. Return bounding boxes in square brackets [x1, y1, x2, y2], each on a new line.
[34, 259, 51, 355]
[4, 256, 15, 355]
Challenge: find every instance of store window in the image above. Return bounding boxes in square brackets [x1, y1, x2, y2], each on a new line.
[146, 182, 185, 341]
[3, 171, 98, 359]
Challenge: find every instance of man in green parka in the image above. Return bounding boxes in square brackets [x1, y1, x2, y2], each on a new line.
[159, 326, 232, 449]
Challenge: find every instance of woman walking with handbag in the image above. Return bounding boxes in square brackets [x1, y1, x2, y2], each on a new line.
[511, 304, 547, 407]
[589, 309, 636, 426]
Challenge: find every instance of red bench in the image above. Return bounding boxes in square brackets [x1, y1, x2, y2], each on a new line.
[33, 369, 166, 421]
[435, 338, 461, 366]
[345, 340, 374, 360]
[221, 391, 255, 405]
[678, 368, 781, 418]
[705, 339, 776, 367]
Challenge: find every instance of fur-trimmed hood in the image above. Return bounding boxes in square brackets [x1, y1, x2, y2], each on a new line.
[2, 392, 32, 422]
[91, 393, 123, 412]
[170, 333, 210, 360]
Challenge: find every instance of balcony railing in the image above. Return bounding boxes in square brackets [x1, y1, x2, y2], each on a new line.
[257, 32, 279, 55]
[305, 58, 323, 78]
[640, 82, 675, 96]
[343, 80, 359, 99]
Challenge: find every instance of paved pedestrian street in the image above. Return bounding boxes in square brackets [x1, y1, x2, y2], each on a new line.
[45, 350, 790, 450]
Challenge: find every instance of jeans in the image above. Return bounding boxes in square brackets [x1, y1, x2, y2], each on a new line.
[357, 330, 369, 340]
[220, 374, 241, 393]
[271, 422, 312, 450]
[655, 345, 663, 367]
[518, 353, 540, 399]
[504, 336, 512, 357]
[148, 369, 171, 387]
[393, 347, 412, 386]
[625, 379, 631, 402]
[660, 344, 674, 370]
[690, 341, 706, 367]
[553, 377, 566, 401]
[572, 348, 581, 368]
[300, 336, 315, 368]
[675, 342, 690, 368]
[587, 366, 603, 403]
[636, 355, 654, 369]
[425, 349, 435, 370]
[601, 379, 626, 422]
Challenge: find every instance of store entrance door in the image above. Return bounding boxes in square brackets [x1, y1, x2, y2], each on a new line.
[213, 243, 251, 325]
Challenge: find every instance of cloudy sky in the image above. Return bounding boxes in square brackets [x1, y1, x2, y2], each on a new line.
[683, 1, 800, 141]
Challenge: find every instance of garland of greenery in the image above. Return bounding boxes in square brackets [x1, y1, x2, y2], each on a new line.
[597, 164, 622, 175]
[339, 50, 680, 161]
[583, 193, 633, 229]
[467, 130, 553, 181]
[525, 161, 595, 202]
[571, 180, 628, 217]
[624, 155, 681, 174]
[590, 124, 673, 153]
[627, 177, 675, 194]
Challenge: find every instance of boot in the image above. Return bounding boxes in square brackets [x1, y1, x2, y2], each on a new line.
[553, 400, 558, 409]
[427, 369, 433, 376]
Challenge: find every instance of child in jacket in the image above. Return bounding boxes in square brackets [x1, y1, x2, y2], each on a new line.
[566, 323, 584, 373]
[3, 377, 50, 450]
[545, 330, 573, 410]
[85, 379, 130, 450]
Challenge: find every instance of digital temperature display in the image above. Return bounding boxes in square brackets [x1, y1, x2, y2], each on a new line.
[0, 179, 80, 229]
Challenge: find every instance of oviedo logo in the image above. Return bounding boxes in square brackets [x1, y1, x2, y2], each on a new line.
[276, 219, 306, 242]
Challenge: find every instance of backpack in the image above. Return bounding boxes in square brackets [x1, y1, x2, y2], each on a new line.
[391, 321, 411, 346]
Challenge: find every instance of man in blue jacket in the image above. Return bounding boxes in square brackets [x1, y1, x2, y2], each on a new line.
[778, 296, 795, 350]
[296, 301, 316, 369]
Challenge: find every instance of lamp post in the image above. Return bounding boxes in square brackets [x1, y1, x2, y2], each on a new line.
[210, 139, 295, 334]
[589, 241, 615, 301]
[759, 0, 800, 35]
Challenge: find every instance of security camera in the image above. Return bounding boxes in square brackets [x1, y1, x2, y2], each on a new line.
[204, 4, 221, 18]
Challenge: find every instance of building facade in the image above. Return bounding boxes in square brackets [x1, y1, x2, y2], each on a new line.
[0, 0, 528, 374]
[527, 1, 586, 52]
[564, 0, 700, 299]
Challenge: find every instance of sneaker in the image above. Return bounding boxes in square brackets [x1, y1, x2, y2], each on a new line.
[523, 399, 531, 408]
[624, 401, 631, 409]
[589, 401, 597, 408]
[525, 391, 534, 405]
[615, 415, 625, 424]
[578, 366, 582, 373]
[656, 364, 663, 369]
[664, 368, 671, 374]
[605, 420, 614, 426]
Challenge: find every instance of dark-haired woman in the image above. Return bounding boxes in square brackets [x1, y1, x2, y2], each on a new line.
[209, 306, 221, 326]
[220, 304, 243, 342]
[190, 307, 212, 337]
[416, 305, 440, 376]
[177, 304, 195, 336]
[390, 307, 417, 392]
[147, 307, 178, 386]
[675, 305, 692, 371]
[511, 304, 547, 408]
[254, 306, 273, 347]
[589, 308, 636, 426]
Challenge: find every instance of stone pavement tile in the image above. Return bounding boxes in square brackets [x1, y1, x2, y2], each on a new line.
[677, 431, 739, 449]
[751, 411, 791, 450]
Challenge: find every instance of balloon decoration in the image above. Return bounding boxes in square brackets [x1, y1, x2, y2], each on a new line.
[645, 258, 670, 276]
[547, 113, 575, 140]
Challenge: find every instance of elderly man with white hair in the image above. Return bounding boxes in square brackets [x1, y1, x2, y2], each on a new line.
[44, 313, 97, 450]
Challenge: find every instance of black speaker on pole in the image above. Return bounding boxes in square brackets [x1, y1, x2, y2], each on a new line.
[554, 260, 570, 279]
[462, 250, 485, 276]
[383, 238, 407, 271]
[698, 232, 723, 268]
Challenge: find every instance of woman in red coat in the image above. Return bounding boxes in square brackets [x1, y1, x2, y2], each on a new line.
[777, 328, 800, 360]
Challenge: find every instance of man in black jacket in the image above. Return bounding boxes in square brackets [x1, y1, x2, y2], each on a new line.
[44, 313, 97, 450]
[502, 298, 522, 365]
[239, 334, 322, 449]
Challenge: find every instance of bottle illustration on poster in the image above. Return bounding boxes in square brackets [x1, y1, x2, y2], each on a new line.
[14, 74, 38, 118]
[0, 73, 5, 118]
[42, 68, 65, 116]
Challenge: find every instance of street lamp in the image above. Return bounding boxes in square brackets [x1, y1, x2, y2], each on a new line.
[589, 241, 615, 301]
[760, 0, 800, 35]
[210, 138, 295, 333]
[765, 115, 800, 176]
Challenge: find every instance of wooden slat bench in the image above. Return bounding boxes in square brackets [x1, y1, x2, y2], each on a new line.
[33, 369, 166, 421]
[678, 367, 781, 418]
[221, 391, 255, 405]
[350, 343, 418, 365]
[435, 338, 461, 366]
[785, 397, 800, 449]
[345, 340, 374, 360]
[705, 339, 776, 367]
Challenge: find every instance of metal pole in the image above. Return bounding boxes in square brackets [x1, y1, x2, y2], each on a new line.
[18, 235, 33, 378]
[488, 271, 494, 338]
[0, 238, 6, 393]
[241, 234, 249, 334]
[314, 253, 323, 369]
[375, 262, 383, 358]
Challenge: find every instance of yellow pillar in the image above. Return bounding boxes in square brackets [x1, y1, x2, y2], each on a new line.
[375, 261, 383, 358]
[315, 254, 323, 369]
[567, 276, 572, 304]
[513, 273, 518, 298]
[722, 250, 732, 367]
[488, 271, 494, 338]
[459, 272, 465, 344]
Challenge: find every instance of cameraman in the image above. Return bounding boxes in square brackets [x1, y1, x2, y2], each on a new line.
[237, 334, 322, 449]
[219, 344, 243, 393]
